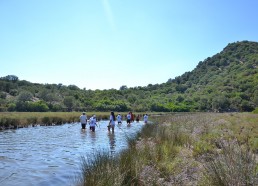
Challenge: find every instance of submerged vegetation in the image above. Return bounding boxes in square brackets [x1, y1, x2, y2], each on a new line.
[76, 112, 258, 186]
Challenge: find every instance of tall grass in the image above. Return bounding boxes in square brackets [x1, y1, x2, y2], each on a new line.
[0, 112, 114, 129]
[0, 112, 148, 129]
[75, 121, 192, 185]
[76, 145, 144, 185]
[77, 151, 124, 186]
[203, 139, 258, 186]
[75, 112, 258, 186]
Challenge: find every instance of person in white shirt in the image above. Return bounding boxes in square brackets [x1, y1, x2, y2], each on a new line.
[126, 112, 131, 125]
[117, 113, 122, 124]
[79, 112, 87, 130]
[89, 115, 97, 132]
[109, 111, 116, 132]
[143, 114, 148, 124]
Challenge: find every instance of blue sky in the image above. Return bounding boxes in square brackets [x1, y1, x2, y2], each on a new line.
[1, 0, 258, 90]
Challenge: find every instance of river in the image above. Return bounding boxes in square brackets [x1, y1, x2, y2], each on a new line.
[0, 120, 144, 186]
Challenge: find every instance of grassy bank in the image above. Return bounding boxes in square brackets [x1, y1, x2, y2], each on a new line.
[76, 112, 258, 186]
[0, 112, 155, 129]
[0, 112, 112, 129]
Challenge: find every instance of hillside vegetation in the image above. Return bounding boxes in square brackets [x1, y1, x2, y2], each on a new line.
[0, 41, 257, 112]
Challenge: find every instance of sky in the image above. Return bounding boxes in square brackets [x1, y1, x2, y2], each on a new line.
[1, 0, 258, 90]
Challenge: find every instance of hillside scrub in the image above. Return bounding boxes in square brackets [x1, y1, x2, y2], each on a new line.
[76, 112, 258, 186]
[0, 41, 257, 113]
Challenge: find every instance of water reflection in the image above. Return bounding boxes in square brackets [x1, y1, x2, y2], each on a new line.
[0, 121, 144, 186]
[89, 131, 97, 147]
[80, 129, 87, 140]
[108, 132, 116, 153]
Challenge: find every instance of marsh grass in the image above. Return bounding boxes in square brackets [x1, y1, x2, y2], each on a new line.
[76, 146, 144, 186]
[75, 121, 192, 185]
[77, 151, 124, 186]
[76, 112, 258, 185]
[0, 112, 148, 129]
[0, 112, 116, 129]
[203, 139, 258, 186]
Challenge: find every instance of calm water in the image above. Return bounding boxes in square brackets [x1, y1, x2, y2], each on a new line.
[0, 121, 144, 186]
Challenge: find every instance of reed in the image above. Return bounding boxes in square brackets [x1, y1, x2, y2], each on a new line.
[75, 112, 258, 185]
[203, 138, 258, 186]
[76, 133, 144, 186]
[0, 112, 147, 129]
[77, 151, 124, 186]
[0, 112, 114, 129]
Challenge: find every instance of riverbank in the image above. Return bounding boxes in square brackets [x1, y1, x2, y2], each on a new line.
[76, 112, 258, 185]
[0, 112, 153, 130]
[0, 112, 81, 129]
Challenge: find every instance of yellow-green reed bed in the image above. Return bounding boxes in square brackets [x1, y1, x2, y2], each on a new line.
[0, 112, 153, 130]
[0, 112, 112, 129]
[76, 112, 258, 186]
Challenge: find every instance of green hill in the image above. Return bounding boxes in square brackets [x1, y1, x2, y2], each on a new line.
[165, 40, 258, 112]
[1, 41, 257, 112]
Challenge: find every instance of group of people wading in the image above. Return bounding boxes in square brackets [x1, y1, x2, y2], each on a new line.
[79, 111, 149, 132]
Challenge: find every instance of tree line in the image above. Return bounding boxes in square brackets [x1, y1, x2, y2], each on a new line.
[0, 41, 257, 112]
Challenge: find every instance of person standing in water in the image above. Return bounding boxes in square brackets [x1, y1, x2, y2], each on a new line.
[109, 111, 116, 132]
[117, 113, 122, 125]
[130, 112, 134, 122]
[126, 112, 131, 125]
[89, 115, 97, 132]
[80, 112, 87, 131]
[143, 114, 148, 124]
[136, 115, 140, 122]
